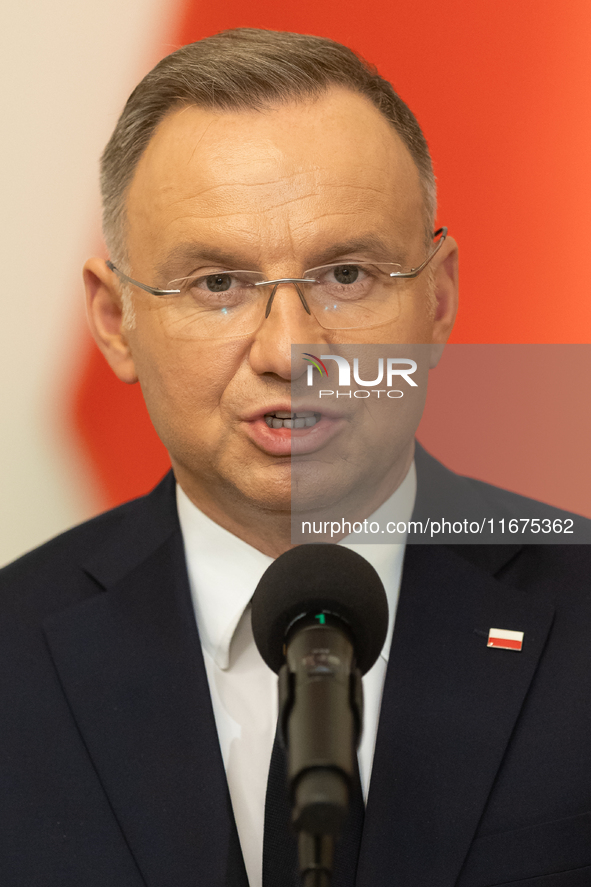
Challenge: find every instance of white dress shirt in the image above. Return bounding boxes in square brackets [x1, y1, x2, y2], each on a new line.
[176, 463, 416, 887]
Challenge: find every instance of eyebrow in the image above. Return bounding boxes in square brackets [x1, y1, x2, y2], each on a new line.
[155, 234, 409, 279]
[306, 236, 407, 268]
[155, 243, 258, 279]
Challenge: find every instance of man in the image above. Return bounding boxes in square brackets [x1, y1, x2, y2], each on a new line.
[1, 28, 590, 887]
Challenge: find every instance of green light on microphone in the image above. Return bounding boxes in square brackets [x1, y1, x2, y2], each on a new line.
[315, 613, 326, 625]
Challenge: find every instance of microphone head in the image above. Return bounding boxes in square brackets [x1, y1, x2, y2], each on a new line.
[251, 544, 388, 675]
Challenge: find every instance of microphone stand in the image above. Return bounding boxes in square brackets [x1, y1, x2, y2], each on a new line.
[299, 833, 334, 887]
[278, 614, 363, 886]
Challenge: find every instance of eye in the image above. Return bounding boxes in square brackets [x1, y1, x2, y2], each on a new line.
[312, 264, 373, 295]
[331, 265, 362, 285]
[175, 272, 249, 298]
[201, 273, 235, 292]
[181, 271, 260, 294]
[171, 271, 260, 312]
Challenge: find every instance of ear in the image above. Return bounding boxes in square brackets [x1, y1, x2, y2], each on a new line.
[83, 257, 138, 384]
[429, 234, 458, 369]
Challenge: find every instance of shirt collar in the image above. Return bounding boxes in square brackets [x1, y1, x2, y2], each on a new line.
[177, 488, 273, 669]
[177, 462, 416, 670]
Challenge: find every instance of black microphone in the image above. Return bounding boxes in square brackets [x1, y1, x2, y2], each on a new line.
[251, 544, 388, 886]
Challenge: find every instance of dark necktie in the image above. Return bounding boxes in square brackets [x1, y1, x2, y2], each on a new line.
[263, 729, 365, 887]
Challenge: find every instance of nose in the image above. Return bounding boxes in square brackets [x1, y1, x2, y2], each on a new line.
[248, 280, 328, 381]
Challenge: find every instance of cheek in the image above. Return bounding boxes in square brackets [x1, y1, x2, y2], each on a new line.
[379, 293, 435, 344]
[128, 328, 244, 449]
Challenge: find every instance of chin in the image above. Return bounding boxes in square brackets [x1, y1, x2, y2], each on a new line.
[233, 463, 293, 512]
[290, 460, 368, 514]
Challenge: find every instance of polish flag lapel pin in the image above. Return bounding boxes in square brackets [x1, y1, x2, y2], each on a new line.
[487, 628, 524, 651]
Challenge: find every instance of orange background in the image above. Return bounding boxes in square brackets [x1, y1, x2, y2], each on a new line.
[72, 0, 591, 510]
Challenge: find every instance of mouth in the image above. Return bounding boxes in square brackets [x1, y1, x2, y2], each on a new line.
[242, 405, 345, 457]
[264, 410, 321, 429]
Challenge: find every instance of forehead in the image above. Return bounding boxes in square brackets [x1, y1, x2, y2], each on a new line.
[125, 87, 425, 269]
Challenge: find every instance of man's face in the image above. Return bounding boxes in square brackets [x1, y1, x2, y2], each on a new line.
[86, 87, 457, 532]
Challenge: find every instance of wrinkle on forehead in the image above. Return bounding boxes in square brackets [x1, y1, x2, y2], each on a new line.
[160, 183, 395, 222]
[134, 149, 404, 206]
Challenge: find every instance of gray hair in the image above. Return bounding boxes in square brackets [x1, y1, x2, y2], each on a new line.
[101, 27, 436, 268]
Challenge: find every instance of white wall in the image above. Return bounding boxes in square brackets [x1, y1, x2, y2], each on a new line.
[0, 0, 181, 565]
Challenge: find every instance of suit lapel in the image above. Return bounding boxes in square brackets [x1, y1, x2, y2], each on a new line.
[43, 483, 247, 887]
[357, 543, 555, 887]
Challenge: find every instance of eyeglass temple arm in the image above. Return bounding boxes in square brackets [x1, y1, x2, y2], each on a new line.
[105, 260, 181, 296]
[391, 227, 448, 279]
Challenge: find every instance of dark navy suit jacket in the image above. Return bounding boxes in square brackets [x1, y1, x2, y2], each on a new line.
[2, 445, 591, 886]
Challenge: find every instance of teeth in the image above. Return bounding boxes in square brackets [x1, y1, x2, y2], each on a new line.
[264, 412, 321, 429]
[273, 410, 315, 419]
